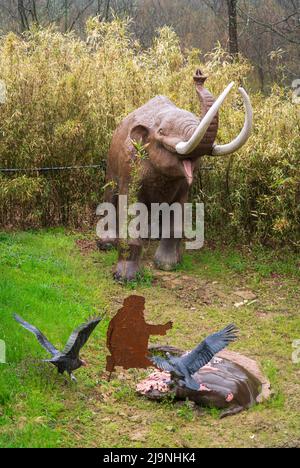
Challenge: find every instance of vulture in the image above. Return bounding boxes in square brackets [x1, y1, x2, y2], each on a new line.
[150, 324, 238, 391]
[14, 314, 101, 381]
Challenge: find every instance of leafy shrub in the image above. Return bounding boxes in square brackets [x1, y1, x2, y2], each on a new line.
[0, 19, 299, 244]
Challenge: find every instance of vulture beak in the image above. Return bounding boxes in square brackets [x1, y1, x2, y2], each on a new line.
[81, 359, 87, 367]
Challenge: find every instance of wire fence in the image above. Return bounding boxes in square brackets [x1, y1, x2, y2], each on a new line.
[0, 162, 214, 228]
[0, 164, 105, 173]
[0, 164, 213, 174]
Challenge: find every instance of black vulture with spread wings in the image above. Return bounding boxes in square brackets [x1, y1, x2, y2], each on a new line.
[150, 324, 238, 391]
[14, 314, 101, 381]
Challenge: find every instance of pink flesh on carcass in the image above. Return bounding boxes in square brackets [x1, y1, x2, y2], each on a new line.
[199, 384, 212, 392]
[182, 160, 194, 185]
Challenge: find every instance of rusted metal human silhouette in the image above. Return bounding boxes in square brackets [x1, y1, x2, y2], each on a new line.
[106, 295, 172, 375]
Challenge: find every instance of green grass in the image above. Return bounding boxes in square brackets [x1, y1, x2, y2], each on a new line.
[0, 230, 300, 448]
[177, 244, 300, 280]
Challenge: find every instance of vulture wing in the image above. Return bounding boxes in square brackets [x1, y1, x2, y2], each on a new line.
[181, 324, 238, 375]
[63, 317, 102, 358]
[14, 314, 58, 356]
[150, 355, 177, 373]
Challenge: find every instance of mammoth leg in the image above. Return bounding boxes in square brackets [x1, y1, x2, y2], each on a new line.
[115, 238, 143, 282]
[154, 238, 182, 271]
[113, 176, 146, 281]
[220, 405, 244, 419]
[154, 195, 186, 271]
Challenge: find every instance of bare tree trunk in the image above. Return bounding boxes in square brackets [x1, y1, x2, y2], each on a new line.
[227, 0, 239, 56]
[64, 0, 69, 32]
[105, 0, 111, 21]
[31, 0, 38, 24]
[18, 0, 29, 31]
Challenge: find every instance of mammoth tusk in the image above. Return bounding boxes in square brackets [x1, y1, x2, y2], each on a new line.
[212, 87, 253, 156]
[176, 82, 235, 155]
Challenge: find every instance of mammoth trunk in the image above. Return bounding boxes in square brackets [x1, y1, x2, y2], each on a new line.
[176, 82, 235, 156]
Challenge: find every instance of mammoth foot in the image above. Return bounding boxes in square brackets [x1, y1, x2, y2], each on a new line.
[154, 241, 182, 272]
[114, 260, 141, 283]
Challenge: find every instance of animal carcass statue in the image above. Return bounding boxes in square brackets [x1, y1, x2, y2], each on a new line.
[99, 70, 253, 281]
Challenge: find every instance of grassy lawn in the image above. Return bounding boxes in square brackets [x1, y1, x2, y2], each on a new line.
[0, 229, 299, 448]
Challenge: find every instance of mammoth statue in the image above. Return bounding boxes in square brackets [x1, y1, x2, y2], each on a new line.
[99, 70, 253, 281]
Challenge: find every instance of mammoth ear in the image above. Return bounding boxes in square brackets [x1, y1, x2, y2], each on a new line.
[130, 125, 150, 146]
